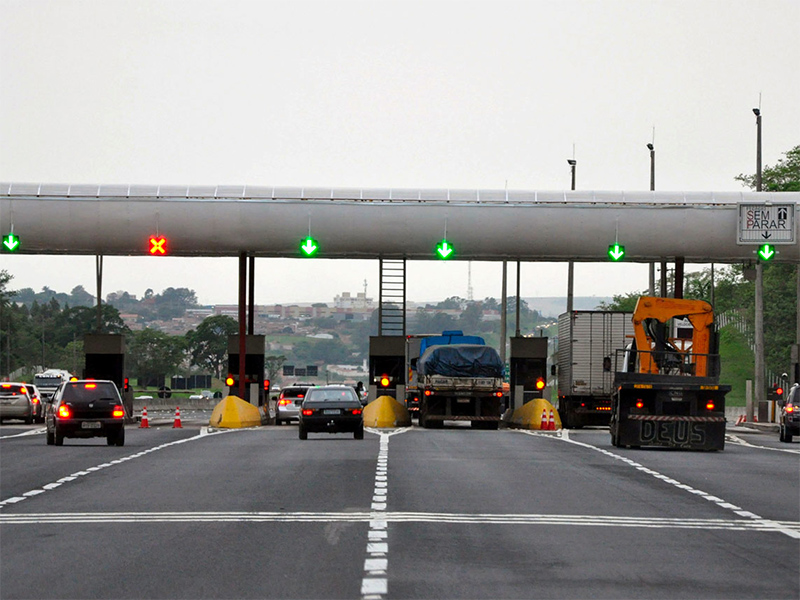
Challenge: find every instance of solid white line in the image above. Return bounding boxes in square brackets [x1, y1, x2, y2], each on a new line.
[726, 434, 800, 454]
[0, 428, 235, 509]
[517, 429, 800, 539]
[0, 428, 46, 440]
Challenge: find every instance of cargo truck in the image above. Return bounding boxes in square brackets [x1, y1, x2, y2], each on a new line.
[33, 369, 74, 401]
[556, 311, 634, 428]
[412, 331, 505, 429]
[609, 296, 729, 451]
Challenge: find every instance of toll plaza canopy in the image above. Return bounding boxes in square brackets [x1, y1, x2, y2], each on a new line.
[1, 183, 798, 263]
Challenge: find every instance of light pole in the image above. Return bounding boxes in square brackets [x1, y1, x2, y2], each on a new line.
[567, 158, 576, 313]
[752, 106, 765, 422]
[647, 142, 659, 296]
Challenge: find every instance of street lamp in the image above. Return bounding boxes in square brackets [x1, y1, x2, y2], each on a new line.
[752, 106, 764, 422]
[566, 158, 577, 312]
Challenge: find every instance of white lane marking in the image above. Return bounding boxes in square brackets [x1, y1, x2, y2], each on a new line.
[0, 428, 235, 509]
[0, 428, 46, 440]
[726, 434, 800, 454]
[362, 431, 391, 600]
[1, 512, 796, 534]
[517, 429, 800, 540]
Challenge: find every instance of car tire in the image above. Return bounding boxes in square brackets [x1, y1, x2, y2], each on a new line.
[54, 427, 64, 446]
[25, 413, 33, 425]
[299, 425, 307, 440]
[355, 425, 364, 440]
[46, 429, 54, 445]
[275, 417, 281, 426]
[115, 427, 125, 447]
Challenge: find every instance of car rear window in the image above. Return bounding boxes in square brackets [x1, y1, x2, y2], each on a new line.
[0, 384, 28, 395]
[282, 387, 310, 398]
[306, 389, 358, 402]
[62, 382, 120, 404]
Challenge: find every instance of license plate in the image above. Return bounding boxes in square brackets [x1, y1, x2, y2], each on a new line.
[457, 397, 471, 403]
[81, 421, 102, 429]
[323, 409, 341, 415]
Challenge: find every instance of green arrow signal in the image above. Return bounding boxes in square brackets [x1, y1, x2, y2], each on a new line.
[2, 232, 19, 252]
[436, 239, 454, 259]
[300, 236, 318, 257]
[758, 243, 775, 261]
[607, 243, 625, 261]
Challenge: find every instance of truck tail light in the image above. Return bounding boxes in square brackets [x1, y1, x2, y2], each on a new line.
[58, 405, 72, 418]
[635, 401, 644, 409]
[705, 401, 715, 410]
[424, 390, 432, 396]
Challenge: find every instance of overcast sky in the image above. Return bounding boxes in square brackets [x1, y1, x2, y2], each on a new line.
[1, 0, 798, 306]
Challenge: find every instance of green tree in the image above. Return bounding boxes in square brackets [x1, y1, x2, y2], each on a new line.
[185, 315, 238, 378]
[736, 145, 800, 192]
[264, 355, 286, 383]
[127, 328, 187, 380]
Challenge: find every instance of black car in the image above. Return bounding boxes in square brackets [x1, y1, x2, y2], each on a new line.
[46, 380, 126, 446]
[779, 383, 799, 443]
[298, 385, 364, 440]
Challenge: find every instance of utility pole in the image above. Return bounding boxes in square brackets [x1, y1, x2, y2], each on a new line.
[567, 155, 577, 313]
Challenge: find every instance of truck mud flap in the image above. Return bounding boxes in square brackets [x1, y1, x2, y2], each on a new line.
[617, 415, 726, 450]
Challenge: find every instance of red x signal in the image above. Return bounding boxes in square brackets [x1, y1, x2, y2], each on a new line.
[149, 235, 167, 255]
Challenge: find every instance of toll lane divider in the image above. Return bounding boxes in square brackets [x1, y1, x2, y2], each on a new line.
[517, 429, 800, 540]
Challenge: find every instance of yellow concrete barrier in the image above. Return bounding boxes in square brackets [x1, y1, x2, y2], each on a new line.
[503, 398, 562, 430]
[209, 395, 263, 428]
[363, 395, 411, 428]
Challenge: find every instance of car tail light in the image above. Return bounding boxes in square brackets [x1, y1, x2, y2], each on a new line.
[1, 384, 10, 388]
[85, 383, 97, 389]
[301, 409, 313, 416]
[351, 409, 362, 415]
[787, 404, 795, 413]
[494, 391, 503, 397]
[20, 386, 28, 395]
[31, 397, 40, 405]
[706, 401, 715, 410]
[278, 399, 291, 406]
[112, 405, 125, 418]
[58, 405, 72, 418]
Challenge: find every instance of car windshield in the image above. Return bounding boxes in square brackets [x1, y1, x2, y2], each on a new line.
[62, 382, 119, 404]
[34, 376, 63, 387]
[306, 389, 358, 402]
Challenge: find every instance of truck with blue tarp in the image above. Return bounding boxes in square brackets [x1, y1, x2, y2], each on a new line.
[408, 330, 505, 429]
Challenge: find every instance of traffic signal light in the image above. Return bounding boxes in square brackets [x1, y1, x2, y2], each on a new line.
[263, 379, 270, 393]
[608, 243, 625, 261]
[436, 239, 454, 259]
[300, 236, 319, 257]
[123, 377, 130, 392]
[378, 374, 393, 388]
[149, 235, 168, 255]
[535, 377, 546, 391]
[225, 375, 235, 387]
[768, 384, 784, 402]
[2, 231, 20, 252]
[758, 243, 776, 261]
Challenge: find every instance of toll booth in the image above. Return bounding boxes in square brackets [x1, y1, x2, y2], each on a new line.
[368, 336, 406, 402]
[509, 336, 549, 410]
[227, 335, 266, 405]
[84, 334, 132, 418]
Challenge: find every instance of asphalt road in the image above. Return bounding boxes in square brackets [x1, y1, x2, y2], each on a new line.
[1, 418, 798, 600]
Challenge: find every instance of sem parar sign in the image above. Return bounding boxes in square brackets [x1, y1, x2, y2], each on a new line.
[737, 203, 795, 244]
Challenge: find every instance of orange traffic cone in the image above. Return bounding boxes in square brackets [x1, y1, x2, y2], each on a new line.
[548, 409, 556, 431]
[540, 408, 548, 430]
[172, 406, 183, 428]
[139, 406, 150, 428]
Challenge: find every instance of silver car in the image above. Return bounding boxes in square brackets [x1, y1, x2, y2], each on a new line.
[0, 382, 35, 424]
[275, 384, 315, 425]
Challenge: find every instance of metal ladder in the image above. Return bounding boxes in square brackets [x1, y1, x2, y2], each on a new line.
[378, 259, 406, 336]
